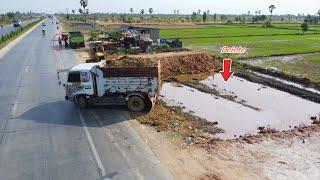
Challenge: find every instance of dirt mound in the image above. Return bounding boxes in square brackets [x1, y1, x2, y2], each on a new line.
[159, 52, 216, 78]
[105, 57, 159, 67]
[121, 51, 217, 78]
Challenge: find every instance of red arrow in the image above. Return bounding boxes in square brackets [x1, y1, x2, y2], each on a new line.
[220, 59, 234, 82]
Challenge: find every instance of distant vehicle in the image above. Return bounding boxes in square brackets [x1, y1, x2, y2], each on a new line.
[12, 20, 22, 27]
[42, 22, 46, 26]
[61, 61, 160, 111]
[68, 32, 85, 48]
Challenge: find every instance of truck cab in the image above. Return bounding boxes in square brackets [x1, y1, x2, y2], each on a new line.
[65, 63, 100, 102]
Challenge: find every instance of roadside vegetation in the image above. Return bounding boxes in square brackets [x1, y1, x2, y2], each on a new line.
[0, 18, 43, 49]
[0, 11, 39, 26]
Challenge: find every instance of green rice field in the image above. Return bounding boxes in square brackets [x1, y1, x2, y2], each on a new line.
[160, 24, 320, 58]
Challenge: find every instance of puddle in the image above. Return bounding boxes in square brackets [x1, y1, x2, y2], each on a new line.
[160, 75, 320, 139]
[72, 23, 95, 30]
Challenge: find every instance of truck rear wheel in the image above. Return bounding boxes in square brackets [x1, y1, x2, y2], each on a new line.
[76, 96, 87, 109]
[127, 96, 145, 112]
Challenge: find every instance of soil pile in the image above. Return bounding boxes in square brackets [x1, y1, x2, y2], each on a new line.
[159, 52, 216, 78]
[111, 51, 217, 79]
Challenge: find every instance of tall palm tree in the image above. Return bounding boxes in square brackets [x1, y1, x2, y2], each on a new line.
[78, 8, 83, 14]
[130, 8, 134, 14]
[269, 5, 276, 21]
[80, 0, 88, 13]
[140, 9, 145, 15]
[149, 8, 153, 15]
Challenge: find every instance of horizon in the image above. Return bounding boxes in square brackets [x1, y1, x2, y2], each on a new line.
[1, 0, 320, 16]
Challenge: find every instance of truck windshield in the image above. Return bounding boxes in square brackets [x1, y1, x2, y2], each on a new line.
[68, 71, 81, 82]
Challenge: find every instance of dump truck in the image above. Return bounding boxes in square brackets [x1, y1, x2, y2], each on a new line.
[60, 60, 160, 112]
[69, 32, 85, 48]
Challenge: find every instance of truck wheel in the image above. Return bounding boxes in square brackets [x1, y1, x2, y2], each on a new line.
[76, 96, 87, 108]
[127, 96, 145, 112]
[145, 97, 153, 112]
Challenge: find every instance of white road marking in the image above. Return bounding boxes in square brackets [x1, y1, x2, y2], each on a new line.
[10, 101, 18, 118]
[90, 111, 144, 179]
[76, 108, 106, 177]
[25, 66, 29, 72]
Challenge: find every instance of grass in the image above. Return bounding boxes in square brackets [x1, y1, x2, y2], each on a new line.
[161, 25, 320, 39]
[0, 19, 43, 50]
[160, 23, 320, 82]
[160, 24, 320, 58]
[251, 53, 320, 82]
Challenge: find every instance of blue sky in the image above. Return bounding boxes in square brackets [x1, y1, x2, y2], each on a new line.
[1, 0, 320, 15]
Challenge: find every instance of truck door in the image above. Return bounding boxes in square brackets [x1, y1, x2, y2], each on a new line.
[94, 68, 105, 97]
[92, 72, 98, 96]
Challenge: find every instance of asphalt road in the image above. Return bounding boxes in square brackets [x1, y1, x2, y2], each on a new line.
[0, 19, 172, 180]
[0, 19, 38, 37]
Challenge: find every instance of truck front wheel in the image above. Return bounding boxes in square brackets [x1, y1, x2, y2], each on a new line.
[127, 96, 145, 112]
[76, 96, 87, 108]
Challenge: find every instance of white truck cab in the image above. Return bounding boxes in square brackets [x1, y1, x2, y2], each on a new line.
[63, 62, 160, 112]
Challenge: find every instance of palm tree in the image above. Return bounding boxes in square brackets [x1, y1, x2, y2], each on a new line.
[78, 8, 83, 14]
[269, 5, 276, 21]
[80, 0, 88, 13]
[130, 8, 134, 14]
[174, 9, 176, 14]
[72, 9, 75, 15]
[149, 8, 153, 16]
[140, 9, 145, 15]
[317, 9, 320, 17]
[198, 9, 201, 15]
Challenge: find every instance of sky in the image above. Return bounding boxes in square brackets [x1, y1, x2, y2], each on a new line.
[1, 0, 320, 15]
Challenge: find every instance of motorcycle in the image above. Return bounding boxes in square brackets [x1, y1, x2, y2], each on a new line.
[42, 29, 45, 36]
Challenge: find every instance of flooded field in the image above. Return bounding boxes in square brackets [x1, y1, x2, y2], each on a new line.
[160, 75, 320, 139]
[241, 54, 300, 65]
[252, 71, 320, 94]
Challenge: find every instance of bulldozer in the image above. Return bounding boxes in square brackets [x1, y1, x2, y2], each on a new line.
[88, 41, 105, 62]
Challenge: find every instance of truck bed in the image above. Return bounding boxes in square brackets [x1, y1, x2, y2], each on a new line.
[99, 66, 160, 96]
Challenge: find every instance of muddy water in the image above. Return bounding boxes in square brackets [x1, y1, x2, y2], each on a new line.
[252, 71, 320, 94]
[160, 75, 320, 139]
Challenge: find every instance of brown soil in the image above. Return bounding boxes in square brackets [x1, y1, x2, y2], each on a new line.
[127, 51, 218, 78]
[131, 115, 320, 180]
[130, 101, 223, 143]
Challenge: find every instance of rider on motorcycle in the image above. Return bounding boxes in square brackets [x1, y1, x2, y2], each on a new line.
[42, 28, 45, 36]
